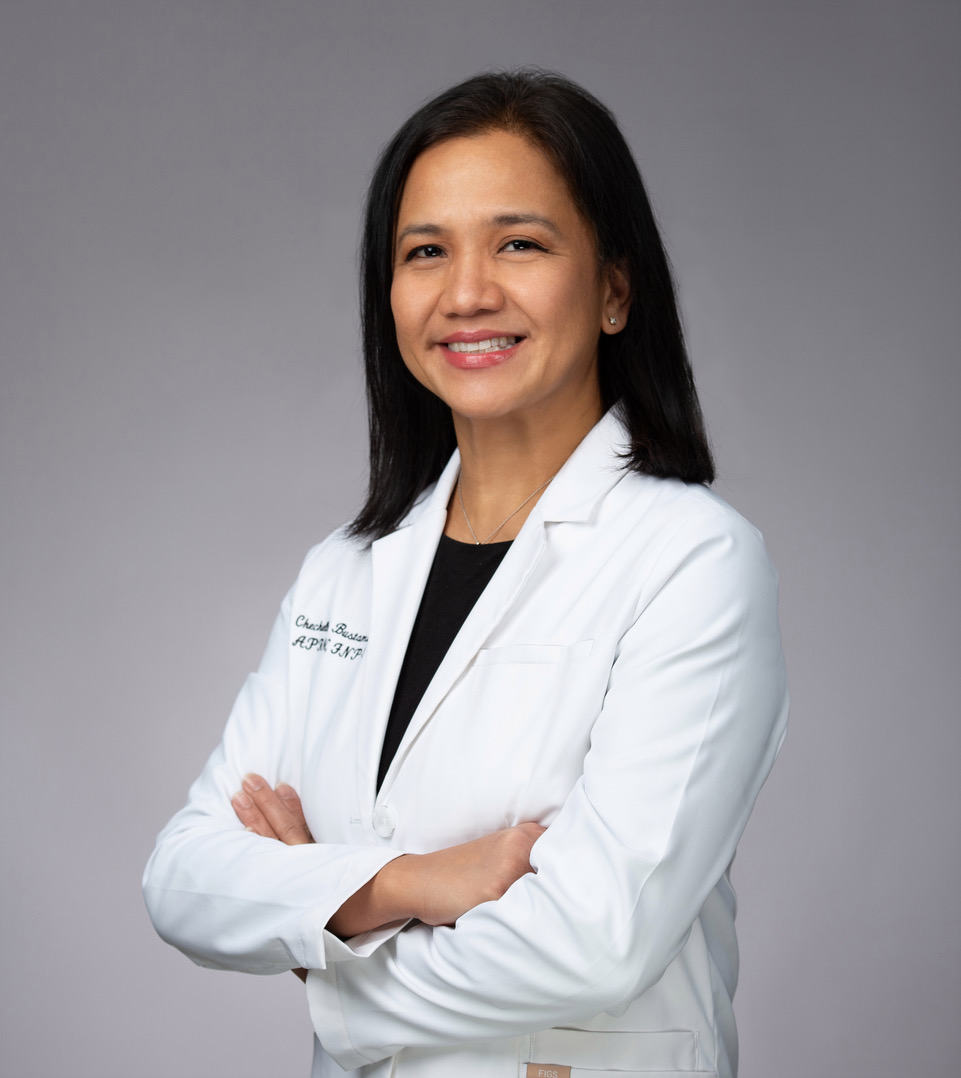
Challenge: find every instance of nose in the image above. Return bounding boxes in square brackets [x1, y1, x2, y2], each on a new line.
[440, 252, 504, 317]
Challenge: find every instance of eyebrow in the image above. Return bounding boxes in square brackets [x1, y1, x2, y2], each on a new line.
[491, 213, 561, 236]
[395, 222, 444, 246]
[395, 213, 562, 248]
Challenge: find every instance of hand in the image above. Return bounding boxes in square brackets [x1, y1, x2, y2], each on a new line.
[330, 822, 546, 937]
[231, 773, 314, 844]
[231, 774, 312, 982]
[400, 822, 547, 926]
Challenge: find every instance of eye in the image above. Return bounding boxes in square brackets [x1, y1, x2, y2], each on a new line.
[404, 244, 446, 262]
[501, 239, 548, 253]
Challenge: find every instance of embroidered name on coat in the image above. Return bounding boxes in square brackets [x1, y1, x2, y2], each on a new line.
[291, 615, 367, 660]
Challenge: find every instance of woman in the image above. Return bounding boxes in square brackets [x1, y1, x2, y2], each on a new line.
[144, 70, 788, 1078]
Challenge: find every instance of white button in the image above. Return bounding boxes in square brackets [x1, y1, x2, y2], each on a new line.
[372, 805, 396, 839]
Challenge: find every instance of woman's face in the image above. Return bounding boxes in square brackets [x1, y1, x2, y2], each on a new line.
[390, 129, 625, 431]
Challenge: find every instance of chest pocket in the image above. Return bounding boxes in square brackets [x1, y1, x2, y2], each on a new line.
[474, 639, 594, 665]
[394, 638, 598, 841]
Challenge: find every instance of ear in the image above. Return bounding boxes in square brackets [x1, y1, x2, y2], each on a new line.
[600, 261, 631, 334]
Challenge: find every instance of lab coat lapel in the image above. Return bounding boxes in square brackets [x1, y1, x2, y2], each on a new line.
[377, 410, 630, 797]
[358, 455, 460, 803]
[377, 520, 549, 797]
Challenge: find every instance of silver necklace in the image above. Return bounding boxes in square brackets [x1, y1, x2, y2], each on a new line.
[457, 473, 555, 545]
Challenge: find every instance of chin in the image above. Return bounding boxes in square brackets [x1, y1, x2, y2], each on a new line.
[447, 396, 533, 424]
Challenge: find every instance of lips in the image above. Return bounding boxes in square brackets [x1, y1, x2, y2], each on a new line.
[447, 335, 519, 354]
[439, 333, 524, 369]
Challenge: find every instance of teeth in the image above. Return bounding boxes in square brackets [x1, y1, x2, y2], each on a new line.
[447, 336, 518, 354]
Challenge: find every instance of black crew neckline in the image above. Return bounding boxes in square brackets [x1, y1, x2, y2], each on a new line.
[438, 533, 513, 551]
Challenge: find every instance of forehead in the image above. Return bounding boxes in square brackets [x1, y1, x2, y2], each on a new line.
[396, 130, 578, 223]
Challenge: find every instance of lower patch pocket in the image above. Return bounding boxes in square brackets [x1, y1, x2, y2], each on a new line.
[522, 1028, 712, 1076]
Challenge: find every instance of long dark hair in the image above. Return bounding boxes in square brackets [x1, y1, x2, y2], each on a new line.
[350, 69, 714, 541]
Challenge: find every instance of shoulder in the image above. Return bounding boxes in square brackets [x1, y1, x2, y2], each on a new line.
[290, 467, 445, 589]
[603, 474, 778, 616]
[301, 524, 365, 560]
[284, 525, 373, 609]
[608, 470, 768, 554]
[577, 414, 769, 562]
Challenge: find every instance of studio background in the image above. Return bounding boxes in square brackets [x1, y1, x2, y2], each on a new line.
[1, 2, 957, 1076]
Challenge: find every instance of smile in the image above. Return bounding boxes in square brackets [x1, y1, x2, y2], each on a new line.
[446, 336, 520, 354]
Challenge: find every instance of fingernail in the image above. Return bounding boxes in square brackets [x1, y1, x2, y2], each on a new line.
[277, 783, 295, 799]
[232, 791, 252, 809]
[242, 773, 264, 792]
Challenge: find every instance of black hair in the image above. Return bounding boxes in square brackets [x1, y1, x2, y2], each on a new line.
[349, 68, 714, 541]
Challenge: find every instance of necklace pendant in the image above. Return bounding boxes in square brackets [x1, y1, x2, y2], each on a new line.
[457, 472, 556, 545]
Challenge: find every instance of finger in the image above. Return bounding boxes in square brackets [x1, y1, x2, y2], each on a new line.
[276, 783, 306, 820]
[231, 790, 278, 839]
[242, 773, 313, 845]
[277, 784, 315, 842]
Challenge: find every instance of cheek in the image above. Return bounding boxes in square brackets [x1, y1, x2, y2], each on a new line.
[567, 277, 606, 345]
[390, 281, 435, 368]
[536, 262, 601, 324]
[389, 281, 409, 341]
[390, 290, 431, 387]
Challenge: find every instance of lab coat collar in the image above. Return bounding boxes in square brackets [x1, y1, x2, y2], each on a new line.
[531, 408, 630, 525]
[400, 407, 630, 532]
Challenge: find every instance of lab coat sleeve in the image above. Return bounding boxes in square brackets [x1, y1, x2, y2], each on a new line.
[306, 509, 789, 1068]
[142, 571, 405, 975]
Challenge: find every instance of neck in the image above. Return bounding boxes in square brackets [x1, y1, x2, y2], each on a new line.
[445, 400, 603, 543]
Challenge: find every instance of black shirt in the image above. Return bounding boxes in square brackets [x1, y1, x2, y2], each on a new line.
[376, 535, 512, 791]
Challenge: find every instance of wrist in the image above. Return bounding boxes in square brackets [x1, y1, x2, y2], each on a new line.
[327, 853, 420, 938]
[373, 852, 423, 923]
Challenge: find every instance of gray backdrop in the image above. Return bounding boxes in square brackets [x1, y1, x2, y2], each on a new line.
[2, 2, 958, 1076]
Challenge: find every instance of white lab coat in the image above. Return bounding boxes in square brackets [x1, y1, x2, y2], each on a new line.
[144, 411, 788, 1078]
